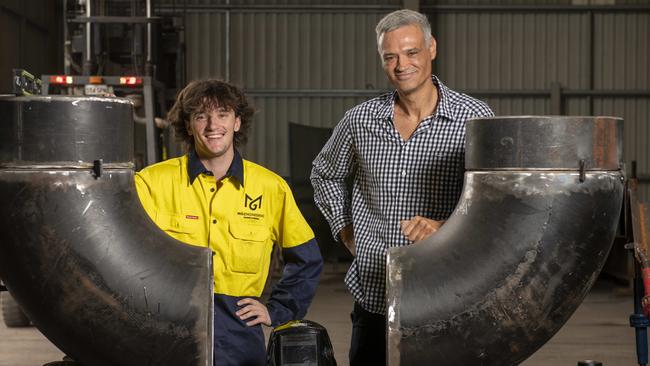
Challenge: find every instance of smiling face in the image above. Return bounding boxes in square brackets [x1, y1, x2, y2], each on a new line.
[187, 104, 241, 160]
[379, 24, 437, 96]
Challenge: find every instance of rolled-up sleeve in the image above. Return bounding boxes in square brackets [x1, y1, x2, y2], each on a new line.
[310, 113, 356, 240]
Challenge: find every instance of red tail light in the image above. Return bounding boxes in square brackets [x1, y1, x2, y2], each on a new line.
[119, 76, 142, 85]
[49, 75, 73, 84]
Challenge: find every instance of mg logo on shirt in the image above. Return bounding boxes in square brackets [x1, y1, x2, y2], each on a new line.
[245, 194, 262, 211]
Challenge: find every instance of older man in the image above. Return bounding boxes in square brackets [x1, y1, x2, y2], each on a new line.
[311, 9, 494, 365]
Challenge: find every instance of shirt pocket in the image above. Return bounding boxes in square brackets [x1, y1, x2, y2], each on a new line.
[227, 222, 271, 274]
[155, 211, 202, 244]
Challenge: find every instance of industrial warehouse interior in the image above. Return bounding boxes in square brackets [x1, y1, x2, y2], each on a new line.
[0, 0, 649, 365]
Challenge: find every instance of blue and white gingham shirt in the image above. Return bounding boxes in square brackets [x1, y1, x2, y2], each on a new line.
[311, 75, 494, 315]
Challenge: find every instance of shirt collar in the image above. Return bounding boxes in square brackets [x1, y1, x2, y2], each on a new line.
[187, 149, 244, 186]
[375, 74, 455, 122]
[432, 75, 455, 120]
[375, 90, 397, 121]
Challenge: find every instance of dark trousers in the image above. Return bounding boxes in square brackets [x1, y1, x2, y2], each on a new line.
[349, 302, 386, 366]
[213, 295, 266, 366]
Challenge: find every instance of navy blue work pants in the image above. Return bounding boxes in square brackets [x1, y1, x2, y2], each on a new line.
[213, 294, 266, 366]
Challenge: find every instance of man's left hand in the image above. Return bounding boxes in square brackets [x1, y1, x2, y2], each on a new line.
[236, 298, 272, 327]
[400, 216, 444, 242]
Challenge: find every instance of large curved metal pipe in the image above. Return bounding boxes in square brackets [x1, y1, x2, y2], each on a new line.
[387, 116, 624, 365]
[0, 96, 213, 366]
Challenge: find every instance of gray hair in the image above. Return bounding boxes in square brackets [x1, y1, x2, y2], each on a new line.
[375, 9, 433, 54]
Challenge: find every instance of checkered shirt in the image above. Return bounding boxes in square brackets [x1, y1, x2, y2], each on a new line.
[310, 75, 494, 315]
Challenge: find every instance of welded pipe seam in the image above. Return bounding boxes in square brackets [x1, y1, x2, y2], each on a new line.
[387, 116, 624, 365]
[0, 95, 214, 366]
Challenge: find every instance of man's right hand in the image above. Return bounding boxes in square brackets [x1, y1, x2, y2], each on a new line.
[339, 224, 355, 257]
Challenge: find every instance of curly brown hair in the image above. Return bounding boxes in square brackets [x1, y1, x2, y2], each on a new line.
[167, 79, 255, 150]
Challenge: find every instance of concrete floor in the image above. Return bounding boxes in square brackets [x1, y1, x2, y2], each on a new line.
[0, 267, 640, 366]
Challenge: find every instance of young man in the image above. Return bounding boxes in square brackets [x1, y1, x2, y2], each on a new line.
[136, 79, 323, 366]
[311, 9, 494, 365]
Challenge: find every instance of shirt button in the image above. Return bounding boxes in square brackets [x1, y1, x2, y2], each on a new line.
[210, 187, 215, 192]
[401, 170, 406, 177]
[212, 219, 217, 224]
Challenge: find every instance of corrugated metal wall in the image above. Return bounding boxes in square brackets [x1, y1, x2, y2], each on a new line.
[158, 1, 650, 200]
[185, 12, 227, 79]
[594, 11, 650, 199]
[433, 12, 591, 90]
[230, 10, 392, 169]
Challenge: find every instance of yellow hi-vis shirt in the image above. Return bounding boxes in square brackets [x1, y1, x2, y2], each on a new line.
[134, 152, 316, 298]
